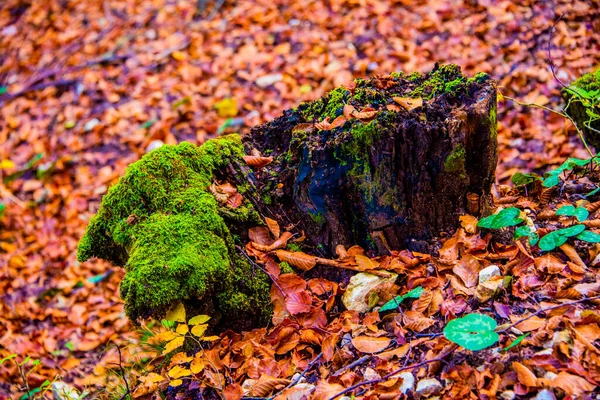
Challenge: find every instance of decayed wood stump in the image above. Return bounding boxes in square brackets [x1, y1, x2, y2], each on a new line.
[237, 64, 498, 256]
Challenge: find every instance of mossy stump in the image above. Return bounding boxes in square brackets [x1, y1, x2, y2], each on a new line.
[78, 64, 498, 328]
[563, 66, 600, 149]
[241, 64, 498, 258]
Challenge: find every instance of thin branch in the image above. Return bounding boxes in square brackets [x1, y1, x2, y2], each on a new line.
[328, 344, 458, 400]
[235, 245, 286, 298]
[501, 295, 600, 333]
[267, 353, 324, 400]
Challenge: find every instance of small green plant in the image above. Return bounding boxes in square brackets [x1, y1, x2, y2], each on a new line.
[0, 354, 54, 399]
[378, 286, 424, 313]
[476, 207, 523, 229]
[443, 313, 499, 351]
[537, 205, 600, 251]
[542, 157, 598, 188]
[511, 172, 541, 188]
[514, 225, 539, 246]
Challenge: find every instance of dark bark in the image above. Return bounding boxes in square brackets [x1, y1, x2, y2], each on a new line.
[235, 65, 498, 257]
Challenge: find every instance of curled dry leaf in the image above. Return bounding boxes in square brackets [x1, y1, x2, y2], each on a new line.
[351, 335, 391, 353]
[243, 155, 273, 169]
[315, 117, 331, 131]
[353, 108, 377, 122]
[330, 115, 347, 129]
[551, 372, 595, 396]
[252, 231, 293, 252]
[265, 217, 280, 238]
[248, 226, 273, 246]
[275, 250, 317, 271]
[343, 104, 356, 119]
[292, 123, 315, 134]
[459, 215, 479, 234]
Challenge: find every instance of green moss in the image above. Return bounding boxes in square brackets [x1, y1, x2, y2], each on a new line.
[352, 87, 387, 106]
[570, 66, 600, 93]
[324, 87, 350, 118]
[407, 64, 467, 100]
[279, 262, 294, 274]
[287, 242, 302, 252]
[389, 72, 405, 79]
[77, 135, 272, 323]
[444, 144, 466, 174]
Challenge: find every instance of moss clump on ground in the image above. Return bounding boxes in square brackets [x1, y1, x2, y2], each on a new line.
[77, 135, 271, 323]
[563, 66, 600, 149]
[444, 144, 467, 174]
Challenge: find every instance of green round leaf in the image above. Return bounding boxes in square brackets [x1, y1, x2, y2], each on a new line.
[443, 313, 499, 351]
[477, 207, 523, 229]
[577, 230, 600, 243]
[559, 224, 586, 238]
[556, 205, 589, 222]
[542, 175, 560, 188]
[539, 231, 567, 251]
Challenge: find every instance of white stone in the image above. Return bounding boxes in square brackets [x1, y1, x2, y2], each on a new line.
[416, 378, 442, 397]
[534, 389, 556, 400]
[479, 264, 501, 284]
[52, 381, 80, 400]
[84, 118, 100, 132]
[255, 74, 283, 88]
[146, 140, 164, 153]
[341, 272, 398, 313]
[500, 391, 515, 400]
[398, 372, 415, 394]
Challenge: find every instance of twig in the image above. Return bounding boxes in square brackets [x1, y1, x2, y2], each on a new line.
[113, 343, 131, 400]
[328, 344, 458, 400]
[235, 245, 286, 298]
[500, 295, 600, 332]
[332, 355, 371, 377]
[267, 353, 324, 399]
[500, 93, 594, 157]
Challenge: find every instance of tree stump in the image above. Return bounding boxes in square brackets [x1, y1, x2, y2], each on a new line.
[78, 64, 498, 327]
[562, 66, 600, 149]
[239, 64, 498, 256]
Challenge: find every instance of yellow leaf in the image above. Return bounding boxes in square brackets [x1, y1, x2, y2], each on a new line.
[191, 324, 208, 338]
[0, 159, 15, 170]
[214, 98, 238, 118]
[170, 352, 193, 365]
[171, 51, 186, 61]
[169, 379, 183, 387]
[188, 315, 211, 326]
[150, 331, 179, 344]
[190, 355, 205, 374]
[163, 336, 185, 354]
[165, 302, 186, 322]
[176, 324, 189, 335]
[202, 335, 221, 342]
[168, 365, 192, 379]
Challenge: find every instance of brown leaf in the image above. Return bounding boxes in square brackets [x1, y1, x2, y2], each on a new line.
[223, 383, 244, 400]
[252, 231, 293, 252]
[249, 226, 273, 246]
[343, 104, 356, 119]
[353, 109, 377, 122]
[512, 361, 538, 387]
[411, 289, 433, 313]
[402, 310, 436, 332]
[265, 217, 280, 239]
[459, 215, 479, 234]
[351, 335, 391, 353]
[248, 376, 291, 397]
[560, 243, 587, 270]
[243, 155, 273, 169]
[551, 372, 596, 396]
[275, 250, 317, 271]
[534, 253, 566, 274]
[313, 382, 345, 400]
[285, 290, 313, 315]
[392, 96, 423, 111]
[315, 117, 331, 131]
[330, 115, 347, 129]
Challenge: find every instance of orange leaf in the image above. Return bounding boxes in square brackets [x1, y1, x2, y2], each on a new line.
[252, 231, 293, 252]
[551, 372, 595, 396]
[248, 376, 291, 397]
[243, 155, 273, 169]
[285, 291, 313, 315]
[512, 361, 537, 387]
[275, 250, 317, 271]
[265, 217, 280, 239]
[351, 335, 391, 353]
[249, 226, 273, 246]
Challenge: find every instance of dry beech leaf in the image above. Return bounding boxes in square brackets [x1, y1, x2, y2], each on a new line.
[560, 243, 587, 270]
[376, 344, 410, 360]
[459, 215, 479, 234]
[292, 123, 315, 134]
[243, 155, 273, 169]
[551, 372, 595, 396]
[252, 231, 293, 252]
[402, 310, 436, 332]
[313, 382, 346, 400]
[330, 115, 347, 129]
[355, 254, 379, 270]
[275, 250, 317, 271]
[315, 117, 331, 130]
[351, 335, 391, 353]
[411, 289, 433, 313]
[265, 217, 280, 239]
[509, 315, 546, 332]
[343, 104, 356, 119]
[534, 253, 566, 274]
[285, 290, 313, 314]
[248, 226, 273, 246]
[248, 375, 291, 396]
[393, 96, 423, 111]
[512, 361, 538, 387]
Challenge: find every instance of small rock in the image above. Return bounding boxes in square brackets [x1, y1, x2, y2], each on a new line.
[255, 73, 282, 88]
[499, 391, 515, 400]
[398, 372, 415, 394]
[416, 378, 442, 397]
[84, 118, 100, 132]
[363, 367, 380, 381]
[146, 140, 164, 153]
[534, 389, 556, 400]
[1, 25, 17, 37]
[479, 264, 501, 284]
[52, 381, 80, 400]
[341, 272, 398, 313]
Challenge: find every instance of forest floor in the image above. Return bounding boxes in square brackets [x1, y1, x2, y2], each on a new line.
[1, 0, 600, 398]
